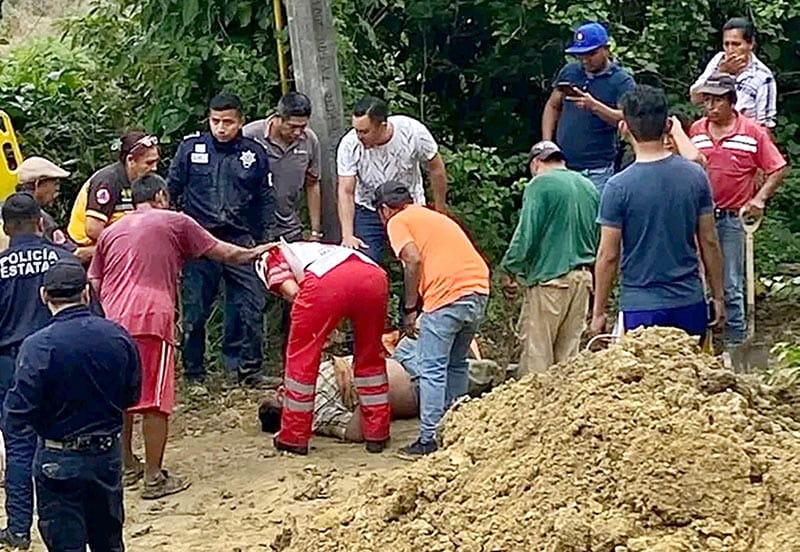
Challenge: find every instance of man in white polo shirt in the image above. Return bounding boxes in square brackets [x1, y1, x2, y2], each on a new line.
[336, 96, 448, 262]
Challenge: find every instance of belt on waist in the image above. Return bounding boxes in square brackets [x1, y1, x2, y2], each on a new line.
[714, 208, 741, 219]
[43, 433, 120, 452]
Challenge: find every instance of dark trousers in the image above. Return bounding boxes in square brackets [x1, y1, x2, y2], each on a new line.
[354, 206, 386, 263]
[181, 258, 265, 382]
[0, 351, 35, 538]
[34, 444, 124, 552]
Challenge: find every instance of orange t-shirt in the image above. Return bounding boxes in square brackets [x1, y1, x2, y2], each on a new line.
[386, 205, 490, 313]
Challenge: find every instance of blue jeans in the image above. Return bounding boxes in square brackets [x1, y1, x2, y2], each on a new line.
[181, 258, 265, 381]
[416, 293, 488, 444]
[354, 206, 385, 263]
[581, 164, 615, 198]
[0, 351, 35, 538]
[716, 216, 746, 344]
[34, 444, 124, 551]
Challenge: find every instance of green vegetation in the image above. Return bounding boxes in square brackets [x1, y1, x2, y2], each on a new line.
[1, 0, 798, 367]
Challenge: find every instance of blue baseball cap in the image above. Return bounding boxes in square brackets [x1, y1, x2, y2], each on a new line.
[564, 22, 610, 55]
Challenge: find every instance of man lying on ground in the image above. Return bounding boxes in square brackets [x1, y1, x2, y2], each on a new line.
[258, 337, 501, 442]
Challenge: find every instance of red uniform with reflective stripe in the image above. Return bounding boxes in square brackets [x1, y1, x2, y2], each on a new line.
[689, 114, 787, 210]
[262, 248, 390, 447]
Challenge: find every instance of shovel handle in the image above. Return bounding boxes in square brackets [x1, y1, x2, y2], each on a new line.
[739, 212, 759, 339]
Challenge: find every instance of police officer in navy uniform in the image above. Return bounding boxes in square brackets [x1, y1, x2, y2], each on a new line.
[168, 92, 274, 389]
[3, 259, 141, 551]
[0, 193, 75, 549]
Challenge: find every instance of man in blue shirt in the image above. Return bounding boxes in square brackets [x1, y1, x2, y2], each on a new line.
[591, 85, 726, 339]
[542, 22, 636, 195]
[3, 259, 141, 552]
[0, 193, 74, 550]
[168, 92, 275, 389]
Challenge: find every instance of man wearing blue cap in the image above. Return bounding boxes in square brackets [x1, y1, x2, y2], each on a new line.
[542, 22, 636, 196]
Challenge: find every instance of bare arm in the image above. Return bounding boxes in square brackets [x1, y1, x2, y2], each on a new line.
[541, 89, 564, 141]
[591, 226, 622, 332]
[205, 241, 277, 265]
[85, 216, 105, 242]
[88, 277, 102, 299]
[399, 242, 422, 311]
[305, 174, 322, 237]
[569, 91, 624, 126]
[753, 165, 789, 208]
[427, 154, 448, 211]
[669, 116, 707, 167]
[696, 213, 725, 327]
[278, 279, 300, 303]
[337, 175, 357, 240]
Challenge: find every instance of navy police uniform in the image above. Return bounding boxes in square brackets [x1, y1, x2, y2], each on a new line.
[167, 131, 274, 383]
[3, 260, 141, 551]
[0, 226, 74, 543]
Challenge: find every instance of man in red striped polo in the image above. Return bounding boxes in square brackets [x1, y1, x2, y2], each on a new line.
[689, 73, 788, 346]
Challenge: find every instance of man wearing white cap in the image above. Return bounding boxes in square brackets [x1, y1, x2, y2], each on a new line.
[15, 156, 75, 252]
[499, 141, 599, 375]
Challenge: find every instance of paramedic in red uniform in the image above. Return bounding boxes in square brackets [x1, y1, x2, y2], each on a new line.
[88, 174, 273, 499]
[257, 240, 391, 455]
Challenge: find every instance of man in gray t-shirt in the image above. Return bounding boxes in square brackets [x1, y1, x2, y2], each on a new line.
[243, 92, 322, 243]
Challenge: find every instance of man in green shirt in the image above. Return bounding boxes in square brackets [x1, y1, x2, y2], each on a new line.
[500, 141, 599, 375]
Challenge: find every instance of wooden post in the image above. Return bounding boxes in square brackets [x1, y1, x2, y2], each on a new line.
[284, 0, 345, 243]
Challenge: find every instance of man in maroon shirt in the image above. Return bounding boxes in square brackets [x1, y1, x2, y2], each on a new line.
[88, 174, 272, 499]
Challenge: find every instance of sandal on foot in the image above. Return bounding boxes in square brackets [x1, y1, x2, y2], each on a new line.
[142, 470, 191, 500]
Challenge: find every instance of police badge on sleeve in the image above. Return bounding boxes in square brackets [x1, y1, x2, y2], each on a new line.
[240, 150, 257, 169]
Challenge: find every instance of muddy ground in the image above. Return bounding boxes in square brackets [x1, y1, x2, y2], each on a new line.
[0, 297, 797, 551]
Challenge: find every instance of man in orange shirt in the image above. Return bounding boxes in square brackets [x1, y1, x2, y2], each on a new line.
[374, 181, 490, 458]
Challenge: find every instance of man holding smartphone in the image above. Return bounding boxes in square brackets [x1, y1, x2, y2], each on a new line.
[542, 22, 636, 196]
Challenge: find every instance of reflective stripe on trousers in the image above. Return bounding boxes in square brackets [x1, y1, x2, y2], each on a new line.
[277, 258, 391, 448]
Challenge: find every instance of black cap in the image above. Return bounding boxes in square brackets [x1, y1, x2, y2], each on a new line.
[1, 192, 41, 222]
[43, 258, 88, 298]
[372, 180, 413, 209]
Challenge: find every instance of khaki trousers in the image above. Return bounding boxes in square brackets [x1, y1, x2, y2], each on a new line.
[518, 269, 593, 376]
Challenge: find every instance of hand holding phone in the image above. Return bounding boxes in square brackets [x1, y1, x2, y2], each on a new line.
[556, 82, 582, 97]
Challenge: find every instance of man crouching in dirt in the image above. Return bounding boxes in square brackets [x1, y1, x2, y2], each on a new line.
[255, 240, 391, 455]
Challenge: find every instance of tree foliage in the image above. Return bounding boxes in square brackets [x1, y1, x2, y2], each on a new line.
[0, 0, 798, 267]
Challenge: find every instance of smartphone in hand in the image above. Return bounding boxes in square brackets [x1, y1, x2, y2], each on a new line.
[556, 82, 582, 97]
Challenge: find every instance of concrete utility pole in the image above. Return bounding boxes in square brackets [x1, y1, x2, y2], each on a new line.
[284, 0, 345, 243]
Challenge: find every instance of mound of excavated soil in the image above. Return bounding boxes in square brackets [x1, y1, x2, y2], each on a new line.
[289, 327, 800, 552]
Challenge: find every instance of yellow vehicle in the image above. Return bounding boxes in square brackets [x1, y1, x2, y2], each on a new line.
[0, 110, 23, 202]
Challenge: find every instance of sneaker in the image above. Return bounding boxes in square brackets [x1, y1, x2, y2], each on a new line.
[396, 439, 437, 460]
[365, 439, 389, 454]
[142, 470, 191, 500]
[123, 455, 144, 487]
[0, 528, 31, 550]
[273, 437, 308, 456]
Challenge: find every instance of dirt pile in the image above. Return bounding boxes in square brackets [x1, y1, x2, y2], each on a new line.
[289, 327, 800, 552]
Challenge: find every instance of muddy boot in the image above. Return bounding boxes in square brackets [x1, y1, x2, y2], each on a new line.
[0, 528, 30, 550]
[142, 470, 191, 500]
[123, 456, 144, 487]
[274, 437, 308, 456]
[365, 439, 389, 454]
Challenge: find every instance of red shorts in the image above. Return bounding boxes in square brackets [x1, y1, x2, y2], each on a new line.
[129, 336, 176, 415]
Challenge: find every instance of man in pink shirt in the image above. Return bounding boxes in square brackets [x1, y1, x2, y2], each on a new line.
[88, 174, 272, 499]
[689, 73, 788, 345]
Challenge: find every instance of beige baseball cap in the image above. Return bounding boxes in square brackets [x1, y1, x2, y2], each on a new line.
[18, 156, 70, 184]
